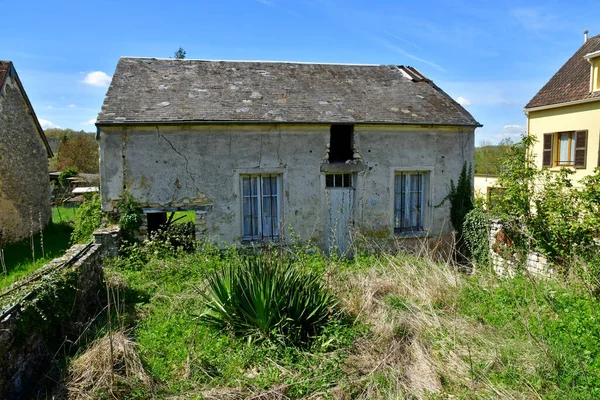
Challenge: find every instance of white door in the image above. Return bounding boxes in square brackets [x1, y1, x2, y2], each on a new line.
[326, 188, 354, 257]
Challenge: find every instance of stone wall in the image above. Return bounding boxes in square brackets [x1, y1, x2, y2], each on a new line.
[489, 221, 554, 277]
[0, 73, 51, 244]
[0, 226, 120, 399]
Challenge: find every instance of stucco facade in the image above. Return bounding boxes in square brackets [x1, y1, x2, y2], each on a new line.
[99, 124, 474, 247]
[0, 63, 52, 244]
[528, 101, 600, 182]
[525, 35, 600, 182]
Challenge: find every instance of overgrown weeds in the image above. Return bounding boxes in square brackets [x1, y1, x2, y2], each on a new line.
[57, 235, 600, 399]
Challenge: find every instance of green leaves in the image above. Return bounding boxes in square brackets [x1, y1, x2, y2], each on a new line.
[70, 192, 102, 243]
[199, 257, 338, 346]
[491, 136, 600, 267]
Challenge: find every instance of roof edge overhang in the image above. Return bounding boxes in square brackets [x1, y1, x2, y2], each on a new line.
[524, 95, 600, 113]
[584, 50, 600, 60]
[96, 120, 482, 129]
[1, 62, 53, 158]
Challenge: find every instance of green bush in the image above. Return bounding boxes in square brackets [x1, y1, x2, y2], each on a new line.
[116, 193, 143, 238]
[199, 257, 338, 345]
[463, 206, 491, 266]
[71, 192, 102, 243]
[58, 167, 78, 188]
[491, 135, 600, 268]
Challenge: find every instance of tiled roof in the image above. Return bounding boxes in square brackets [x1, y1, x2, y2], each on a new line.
[525, 35, 600, 109]
[98, 58, 480, 127]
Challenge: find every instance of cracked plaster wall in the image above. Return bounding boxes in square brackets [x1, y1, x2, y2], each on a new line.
[99, 124, 473, 246]
[0, 76, 51, 244]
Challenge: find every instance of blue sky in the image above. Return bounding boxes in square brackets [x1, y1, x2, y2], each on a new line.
[1, 0, 598, 144]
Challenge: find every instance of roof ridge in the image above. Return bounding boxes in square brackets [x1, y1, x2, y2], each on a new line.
[119, 57, 392, 67]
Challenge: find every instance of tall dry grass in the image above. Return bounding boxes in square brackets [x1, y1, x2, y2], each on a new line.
[330, 239, 550, 399]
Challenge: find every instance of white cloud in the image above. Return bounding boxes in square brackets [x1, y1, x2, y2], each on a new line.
[82, 118, 97, 125]
[503, 124, 525, 133]
[68, 104, 77, 108]
[456, 96, 472, 107]
[82, 71, 112, 87]
[46, 105, 53, 109]
[38, 119, 60, 129]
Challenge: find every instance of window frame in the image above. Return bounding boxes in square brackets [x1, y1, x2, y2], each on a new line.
[240, 174, 282, 241]
[543, 130, 588, 169]
[325, 173, 353, 188]
[393, 170, 430, 236]
[554, 131, 577, 167]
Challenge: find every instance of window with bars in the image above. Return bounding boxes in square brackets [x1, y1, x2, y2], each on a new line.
[241, 175, 280, 240]
[394, 172, 426, 234]
[325, 173, 352, 188]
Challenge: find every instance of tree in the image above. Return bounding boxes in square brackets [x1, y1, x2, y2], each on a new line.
[174, 47, 186, 59]
[474, 137, 516, 175]
[55, 134, 99, 173]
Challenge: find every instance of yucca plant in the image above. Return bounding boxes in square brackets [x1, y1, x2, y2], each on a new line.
[199, 257, 338, 345]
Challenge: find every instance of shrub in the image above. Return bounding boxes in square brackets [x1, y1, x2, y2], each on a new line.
[71, 192, 102, 243]
[491, 135, 600, 268]
[199, 257, 338, 345]
[58, 167, 78, 188]
[116, 193, 143, 238]
[462, 206, 491, 266]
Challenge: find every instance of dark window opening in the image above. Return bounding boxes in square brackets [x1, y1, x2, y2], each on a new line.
[147, 212, 168, 234]
[329, 125, 354, 163]
[326, 173, 353, 188]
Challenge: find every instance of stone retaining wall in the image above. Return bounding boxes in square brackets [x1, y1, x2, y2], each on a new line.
[0, 226, 120, 399]
[489, 221, 553, 277]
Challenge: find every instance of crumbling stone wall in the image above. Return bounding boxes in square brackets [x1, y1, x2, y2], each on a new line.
[0, 227, 120, 399]
[489, 221, 554, 277]
[0, 74, 51, 244]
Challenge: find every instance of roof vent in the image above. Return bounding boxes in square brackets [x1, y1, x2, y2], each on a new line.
[584, 30, 589, 43]
[396, 66, 428, 82]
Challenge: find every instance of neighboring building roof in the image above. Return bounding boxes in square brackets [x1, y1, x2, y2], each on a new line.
[0, 60, 53, 157]
[97, 57, 480, 127]
[525, 35, 600, 109]
[72, 187, 99, 195]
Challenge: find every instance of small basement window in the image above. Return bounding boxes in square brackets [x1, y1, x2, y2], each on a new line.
[329, 124, 354, 163]
[326, 173, 352, 188]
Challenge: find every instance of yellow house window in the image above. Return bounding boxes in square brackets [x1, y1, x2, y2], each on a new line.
[556, 131, 576, 166]
[595, 63, 600, 91]
[543, 131, 588, 169]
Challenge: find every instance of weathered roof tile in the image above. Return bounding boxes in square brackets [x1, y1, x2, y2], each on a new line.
[98, 58, 480, 127]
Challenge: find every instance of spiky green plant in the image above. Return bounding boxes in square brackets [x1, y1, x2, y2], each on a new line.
[199, 257, 338, 345]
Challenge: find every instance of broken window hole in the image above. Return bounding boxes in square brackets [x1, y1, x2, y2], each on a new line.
[329, 124, 354, 163]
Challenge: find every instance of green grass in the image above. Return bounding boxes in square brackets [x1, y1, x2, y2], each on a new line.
[458, 272, 600, 398]
[74, 242, 600, 399]
[108, 247, 364, 397]
[0, 221, 73, 289]
[51, 206, 78, 223]
[169, 210, 196, 223]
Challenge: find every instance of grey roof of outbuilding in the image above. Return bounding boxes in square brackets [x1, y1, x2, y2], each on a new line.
[97, 57, 480, 127]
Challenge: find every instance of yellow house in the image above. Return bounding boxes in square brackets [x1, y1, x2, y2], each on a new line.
[525, 33, 600, 182]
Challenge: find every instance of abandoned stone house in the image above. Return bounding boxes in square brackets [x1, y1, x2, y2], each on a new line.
[97, 57, 480, 253]
[0, 61, 53, 244]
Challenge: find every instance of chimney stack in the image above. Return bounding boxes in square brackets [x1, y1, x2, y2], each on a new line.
[584, 30, 589, 43]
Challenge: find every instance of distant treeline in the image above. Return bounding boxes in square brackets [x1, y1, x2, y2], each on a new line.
[474, 138, 515, 176]
[45, 128, 98, 174]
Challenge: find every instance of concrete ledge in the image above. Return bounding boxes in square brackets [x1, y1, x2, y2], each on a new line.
[320, 162, 366, 173]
